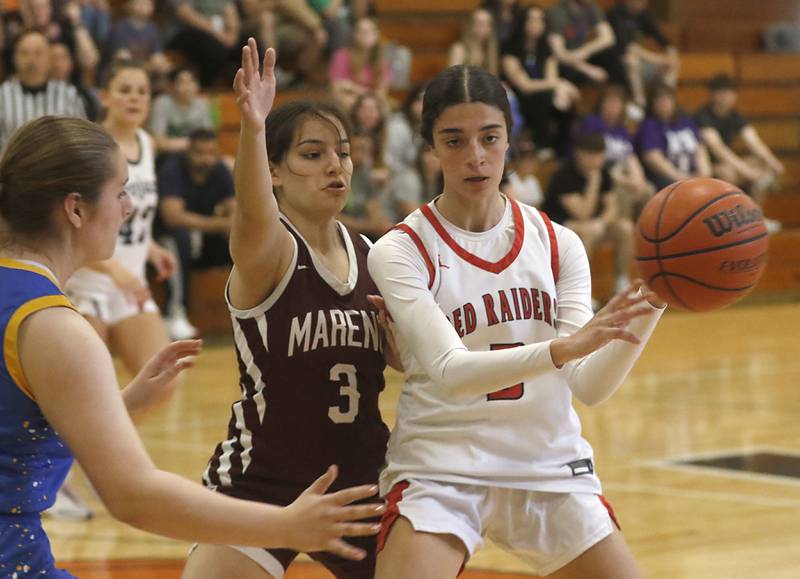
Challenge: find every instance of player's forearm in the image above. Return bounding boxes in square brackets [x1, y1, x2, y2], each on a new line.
[108, 468, 289, 547]
[562, 302, 664, 406]
[233, 126, 278, 233]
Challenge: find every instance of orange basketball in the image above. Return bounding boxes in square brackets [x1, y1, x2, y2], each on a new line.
[635, 178, 769, 311]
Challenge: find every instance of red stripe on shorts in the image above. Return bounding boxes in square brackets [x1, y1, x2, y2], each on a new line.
[597, 494, 621, 530]
[376, 481, 410, 555]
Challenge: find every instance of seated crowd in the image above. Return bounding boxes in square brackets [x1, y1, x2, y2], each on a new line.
[0, 0, 786, 337]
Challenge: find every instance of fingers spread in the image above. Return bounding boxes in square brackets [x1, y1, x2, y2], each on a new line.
[335, 502, 385, 522]
[329, 484, 379, 506]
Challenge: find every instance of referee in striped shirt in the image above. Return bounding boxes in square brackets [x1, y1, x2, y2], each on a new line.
[0, 30, 86, 148]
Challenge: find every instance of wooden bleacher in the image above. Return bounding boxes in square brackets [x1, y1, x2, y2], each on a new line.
[193, 0, 800, 332]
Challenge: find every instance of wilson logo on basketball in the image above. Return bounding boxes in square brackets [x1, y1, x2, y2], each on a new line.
[702, 204, 763, 238]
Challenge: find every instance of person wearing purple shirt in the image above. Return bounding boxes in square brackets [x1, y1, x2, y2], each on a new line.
[579, 84, 653, 217]
[636, 83, 711, 190]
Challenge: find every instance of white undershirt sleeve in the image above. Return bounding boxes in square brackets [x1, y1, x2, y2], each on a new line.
[368, 231, 559, 400]
[552, 226, 666, 406]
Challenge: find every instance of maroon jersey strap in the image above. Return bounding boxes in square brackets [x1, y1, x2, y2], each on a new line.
[539, 210, 559, 285]
[393, 224, 435, 290]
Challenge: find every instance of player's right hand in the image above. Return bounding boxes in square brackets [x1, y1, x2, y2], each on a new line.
[550, 281, 656, 367]
[109, 262, 151, 307]
[282, 465, 383, 560]
[234, 37, 276, 132]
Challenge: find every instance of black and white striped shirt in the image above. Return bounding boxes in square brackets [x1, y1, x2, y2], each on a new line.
[0, 80, 87, 147]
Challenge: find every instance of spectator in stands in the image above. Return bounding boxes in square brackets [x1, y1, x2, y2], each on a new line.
[606, 0, 678, 117]
[696, 73, 785, 232]
[49, 39, 101, 120]
[104, 0, 171, 79]
[0, 30, 85, 147]
[157, 129, 235, 339]
[501, 3, 579, 157]
[546, 0, 625, 87]
[266, 0, 329, 87]
[339, 129, 394, 240]
[636, 83, 711, 190]
[448, 7, 499, 76]
[578, 83, 653, 218]
[329, 16, 391, 111]
[149, 66, 214, 157]
[502, 132, 543, 207]
[168, 0, 240, 87]
[14, 0, 100, 86]
[542, 131, 633, 297]
[75, 0, 110, 50]
[481, 0, 519, 48]
[384, 82, 426, 221]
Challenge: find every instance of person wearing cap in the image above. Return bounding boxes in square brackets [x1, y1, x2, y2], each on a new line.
[695, 74, 784, 232]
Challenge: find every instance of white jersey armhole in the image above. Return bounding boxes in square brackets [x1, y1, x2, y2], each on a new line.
[225, 234, 299, 319]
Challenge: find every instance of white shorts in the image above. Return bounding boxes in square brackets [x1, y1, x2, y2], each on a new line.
[379, 478, 619, 577]
[66, 273, 159, 326]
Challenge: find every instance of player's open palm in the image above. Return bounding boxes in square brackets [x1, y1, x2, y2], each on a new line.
[283, 465, 383, 560]
[234, 37, 276, 131]
[553, 282, 657, 366]
[123, 339, 202, 415]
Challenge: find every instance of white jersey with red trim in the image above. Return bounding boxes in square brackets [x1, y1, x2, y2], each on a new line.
[67, 129, 158, 292]
[374, 196, 601, 494]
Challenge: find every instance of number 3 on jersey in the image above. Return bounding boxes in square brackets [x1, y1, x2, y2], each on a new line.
[487, 343, 525, 401]
[328, 363, 361, 423]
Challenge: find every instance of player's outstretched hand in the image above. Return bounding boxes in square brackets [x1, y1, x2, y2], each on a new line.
[551, 281, 656, 367]
[122, 339, 202, 417]
[233, 37, 276, 132]
[282, 465, 383, 560]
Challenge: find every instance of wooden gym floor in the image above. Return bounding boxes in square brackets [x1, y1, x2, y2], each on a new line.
[45, 301, 800, 579]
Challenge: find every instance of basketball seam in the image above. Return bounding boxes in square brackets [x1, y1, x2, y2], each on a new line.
[649, 272, 755, 292]
[640, 190, 745, 243]
[652, 181, 689, 309]
[635, 231, 768, 262]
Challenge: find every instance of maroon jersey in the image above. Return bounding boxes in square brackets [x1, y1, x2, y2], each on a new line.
[203, 219, 390, 505]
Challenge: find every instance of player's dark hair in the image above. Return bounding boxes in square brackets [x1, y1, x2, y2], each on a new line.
[420, 65, 512, 146]
[265, 100, 351, 166]
[0, 116, 119, 238]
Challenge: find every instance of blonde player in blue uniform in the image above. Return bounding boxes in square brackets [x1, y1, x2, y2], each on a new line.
[0, 116, 382, 577]
[369, 65, 667, 579]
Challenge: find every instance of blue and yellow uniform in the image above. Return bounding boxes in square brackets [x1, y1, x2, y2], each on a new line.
[0, 259, 77, 578]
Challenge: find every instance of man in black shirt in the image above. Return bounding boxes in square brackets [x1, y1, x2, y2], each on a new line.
[606, 0, 679, 112]
[695, 74, 784, 231]
[158, 128, 236, 338]
[543, 132, 634, 297]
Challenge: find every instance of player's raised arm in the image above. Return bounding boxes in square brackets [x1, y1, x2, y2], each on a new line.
[229, 38, 295, 309]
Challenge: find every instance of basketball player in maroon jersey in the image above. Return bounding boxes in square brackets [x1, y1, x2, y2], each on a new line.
[183, 39, 394, 578]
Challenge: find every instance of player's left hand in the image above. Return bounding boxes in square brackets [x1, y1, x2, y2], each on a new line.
[148, 242, 177, 281]
[366, 295, 403, 372]
[122, 339, 202, 418]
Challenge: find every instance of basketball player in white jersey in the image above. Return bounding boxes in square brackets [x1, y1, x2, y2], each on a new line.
[63, 60, 177, 517]
[368, 65, 667, 578]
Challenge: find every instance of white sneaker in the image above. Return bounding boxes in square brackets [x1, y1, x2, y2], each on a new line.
[46, 486, 94, 520]
[764, 217, 782, 235]
[166, 314, 199, 340]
